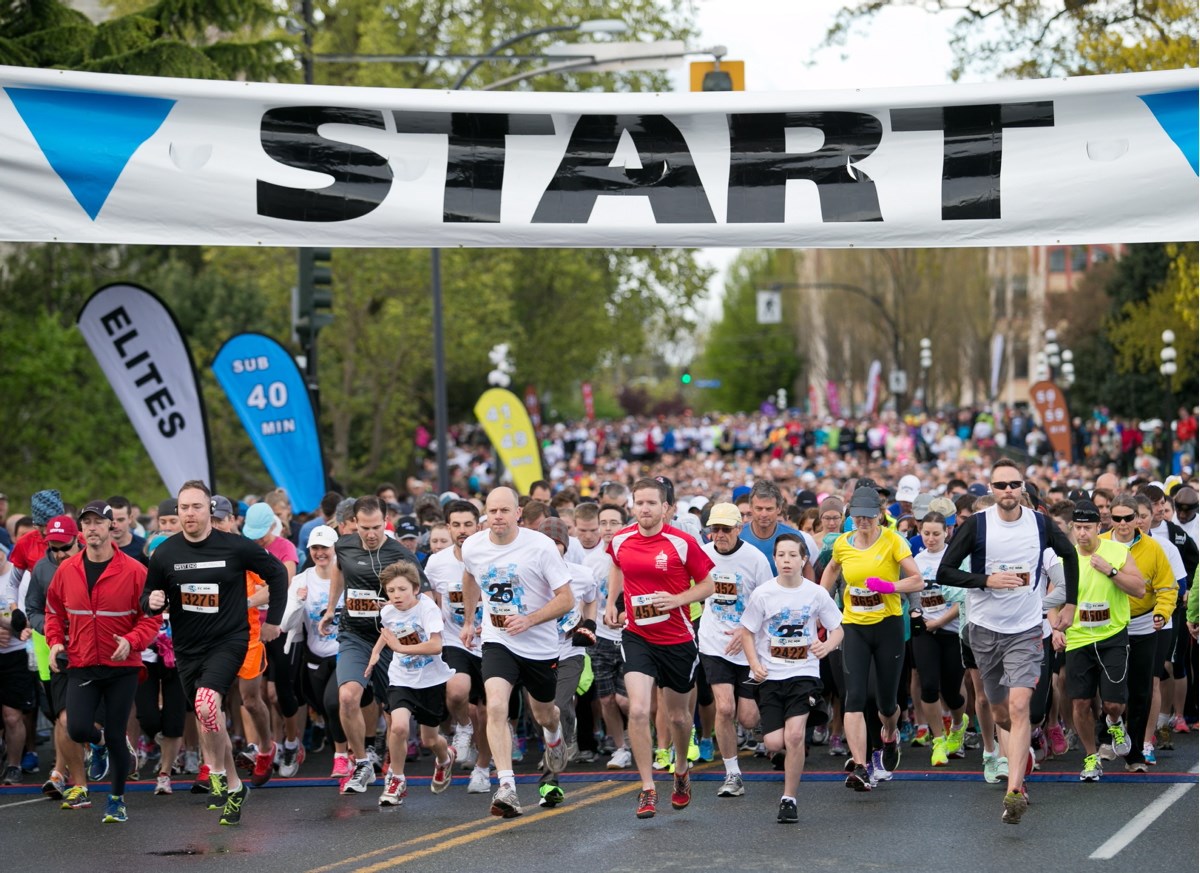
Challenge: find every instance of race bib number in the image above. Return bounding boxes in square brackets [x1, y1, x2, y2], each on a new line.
[631, 593, 669, 626]
[711, 573, 738, 605]
[346, 588, 381, 618]
[920, 589, 947, 611]
[392, 626, 422, 647]
[994, 562, 1031, 587]
[180, 583, 219, 614]
[489, 602, 518, 630]
[1077, 601, 1112, 628]
[769, 634, 810, 664]
[848, 586, 884, 613]
[558, 607, 581, 635]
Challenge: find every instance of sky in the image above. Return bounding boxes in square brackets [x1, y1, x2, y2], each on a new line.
[677, 0, 961, 315]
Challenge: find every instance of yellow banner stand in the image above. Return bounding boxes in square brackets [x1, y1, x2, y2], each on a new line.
[474, 388, 544, 496]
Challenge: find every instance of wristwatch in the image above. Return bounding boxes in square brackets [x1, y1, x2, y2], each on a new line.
[1107, 566, 1118, 578]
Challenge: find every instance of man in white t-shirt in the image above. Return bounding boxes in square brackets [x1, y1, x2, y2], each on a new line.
[460, 487, 575, 818]
[698, 502, 772, 798]
[424, 499, 492, 793]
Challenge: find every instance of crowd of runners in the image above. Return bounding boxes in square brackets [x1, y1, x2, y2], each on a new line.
[1, 409, 1196, 828]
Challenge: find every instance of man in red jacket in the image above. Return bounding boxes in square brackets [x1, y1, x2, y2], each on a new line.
[45, 500, 160, 824]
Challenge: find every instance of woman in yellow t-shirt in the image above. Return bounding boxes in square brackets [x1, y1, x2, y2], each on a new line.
[820, 485, 921, 792]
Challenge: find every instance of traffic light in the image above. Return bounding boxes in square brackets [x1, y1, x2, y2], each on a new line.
[690, 60, 745, 92]
[295, 247, 333, 343]
[681, 370, 692, 385]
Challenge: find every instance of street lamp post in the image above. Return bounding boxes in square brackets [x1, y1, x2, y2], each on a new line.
[428, 19, 626, 492]
[1161, 329, 1177, 473]
[919, 337, 932, 412]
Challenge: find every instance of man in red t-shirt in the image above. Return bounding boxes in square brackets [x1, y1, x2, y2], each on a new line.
[605, 477, 713, 820]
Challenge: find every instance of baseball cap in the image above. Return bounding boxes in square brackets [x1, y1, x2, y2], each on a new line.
[211, 495, 234, 520]
[395, 516, 420, 540]
[895, 475, 920, 503]
[44, 515, 78, 544]
[928, 496, 958, 522]
[77, 500, 113, 523]
[539, 517, 570, 550]
[967, 483, 988, 497]
[158, 497, 179, 518]
[731, 485, 751, 502]
[242, 502, 276, 540]
[1072, 500, 1101, 523]
[912, 493, 934, 519]
[794, 489, 818, 509]
[847, 486, 882, 518]
[707, 503, 741, 528]
[307, 525, 339, 549]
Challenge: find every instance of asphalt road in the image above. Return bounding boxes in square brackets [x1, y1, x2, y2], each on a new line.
[2, 733, 1196, 873]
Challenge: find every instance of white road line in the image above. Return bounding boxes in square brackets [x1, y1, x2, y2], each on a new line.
[1090, 771, 1198, 861]
[0, 797, 46, 809]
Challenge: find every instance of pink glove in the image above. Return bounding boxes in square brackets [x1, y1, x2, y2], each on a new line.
[865, 577, 896, 594]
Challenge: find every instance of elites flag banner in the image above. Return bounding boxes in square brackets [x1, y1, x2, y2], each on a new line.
[475, 388, 544, 496]
[1029, 380, 1073, 459]
[211, 333, 325, 514]
[0, 66, 1195, 248]
[77, 283, 214, 496]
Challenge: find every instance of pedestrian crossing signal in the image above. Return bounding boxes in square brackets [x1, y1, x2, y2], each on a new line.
[681, 371, 692, 385]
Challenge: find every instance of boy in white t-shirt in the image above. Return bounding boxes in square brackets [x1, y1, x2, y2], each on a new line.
[366, 561, 456, 807]
[739, 534, 843, 824]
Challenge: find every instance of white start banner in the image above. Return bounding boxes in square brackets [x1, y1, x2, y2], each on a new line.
[0, 65, 1195, 248]
[77, 283, 214, 496]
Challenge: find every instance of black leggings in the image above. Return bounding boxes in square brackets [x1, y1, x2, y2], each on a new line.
[303, 650, 346, 745]
[842, 616, 905, 717]
[912, 629, 966, 710]
[266, 636, 301, 719]
[66, 668, 139, 795]
[135, 659, 186, 739]
[1124, 630, 1159, 764]
[1030, 633, 1054, 727]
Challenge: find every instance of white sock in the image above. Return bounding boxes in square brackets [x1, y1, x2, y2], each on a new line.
[723, 756, 741, 776]
[1157, 713, 1171, 728]
[498, 769, 515, 789]
[543, 725, 563, 747]
[781, 794, 796, 804]
[1106, 715, 1121, 726]
[284, 738, 299, 750]
[473, 765, 489, 778]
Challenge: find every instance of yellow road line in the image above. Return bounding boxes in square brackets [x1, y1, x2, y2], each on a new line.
[303, 780, 621, 873]
[349, 780, 633, 873]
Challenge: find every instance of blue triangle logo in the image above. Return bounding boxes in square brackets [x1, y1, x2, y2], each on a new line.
[1139, 88, 1198, 176]
[5, 87, 176, 219]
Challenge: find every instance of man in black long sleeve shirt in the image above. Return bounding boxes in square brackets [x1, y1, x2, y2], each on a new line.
[935, 459, 1077, 825]
[143, 481, 287, 827]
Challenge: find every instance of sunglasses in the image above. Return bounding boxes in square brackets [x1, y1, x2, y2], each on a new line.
[991, 481, 1024, 491]
[48, 541, 75, 553]
[1110, 513, 1136, 523]
[1176, 503, 1198, 512]
[708, 525, 734, 532]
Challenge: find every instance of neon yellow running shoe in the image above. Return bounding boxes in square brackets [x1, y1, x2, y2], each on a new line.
[931, 736, 949, 767]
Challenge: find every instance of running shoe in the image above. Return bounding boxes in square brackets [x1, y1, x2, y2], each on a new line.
[207, 772, 229, 809]
[911, 724, 931, 747]
[1031, 728, 1046, 765]
[543, 739, 569, 776]
[87, 742, 109, 782]
[1065, 728, 1080, 751]
[125, 736, 138, 780]
[1107, 720, 1132, 756]
[273, 742, 284, 772]
[770, 752, 786, 771]
[995, 756, 1009, 781]
[340, 759, 375, 794]
[511, 737, 525, 763]
[250, 742, 275, 787]
[652, 748, 671, 771]
[698, 736, 715, 762]
[829, 734, 848, 756]
[367, 745, 385, 774]
[41, 769, 67, 800]
[1046, 722, 1068, 756]
[467, 768, 491, 793]
[458, 745, 478, 771]
[1157, 725, 1174, 750]
[686, 730, 700, 763]
[930, 736, 949, 767]
[21, 750, 38, 773]
[330, 754, 353, 779]
[880, 729, 901, 772]
[219, 783, 248, 826]
[1098, 743, 1117, 762]
[452, 725, 474, 764]
[598, 734, 616, 755]
[1024, 746, 1036, 778]
[870, 748, 894, 782]
[635, 787, 657, 819]
[671, 771, 692, 809]
[945, 714, 969, 756]
[717, 773, 745, 797]
[431, 747, 457, 793]
[405, 739, 419, 762]
[308, 723, 327, 754]
[1125, 760, 1148, 773]
[1080, 754, 1102, 782]
[61, 785, 90, 810]
[236, 743, 257, 775]
[845, 763, 873, 792]
[2, 764, 21, 785]
[155, 773, 173, 795]
[754, 742, 767, 758]
[812, 725, 829, 746]
[379, 773, 406, 806]
[278, 744, 305, 778]
[1001, 788, 1028, 825]
[982, 752, 1002, 784]
[537, 779, 564, 808]
[182, 749, 200, 774]
[963, 730, 981, 751]
[898, 721, 914, 744]
[490, 784, 522, 818]
[573, 748, 597, 764]
[102, 795, 128, 824]
[1144, 744, 1158, 766]
[1172, 715, 1189, 733]
[607, 747, 633, 769]
[777, 797, 798, 824]
[191, 763, 211, 794]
